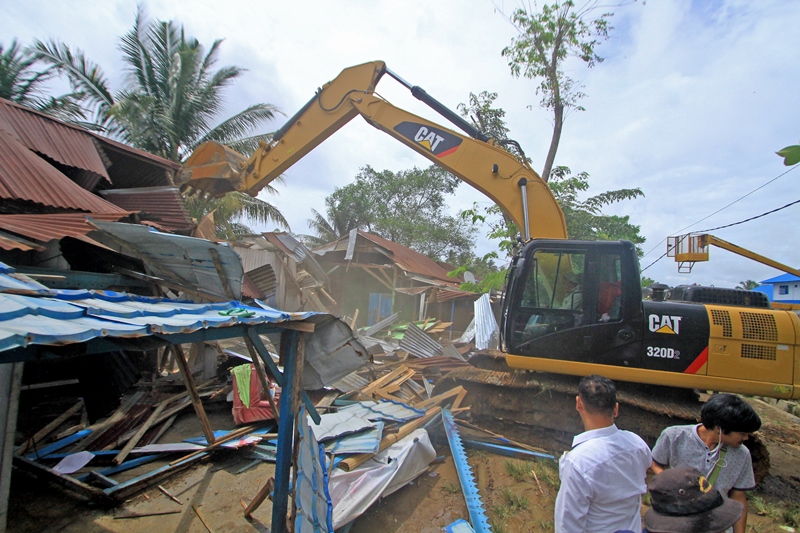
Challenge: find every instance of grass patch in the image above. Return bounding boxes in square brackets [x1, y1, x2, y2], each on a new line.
[504, 459, 531, 482]
[501, 487, 529, 510]
[440, 481, 460, 495]
[531, 459, 560, 489]
[489, 518, 507, 533]
[748, 493, 800, 529]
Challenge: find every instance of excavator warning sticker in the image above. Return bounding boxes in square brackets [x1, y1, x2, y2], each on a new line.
[394, 122, 462, 157]
[648, 314, 682, 335]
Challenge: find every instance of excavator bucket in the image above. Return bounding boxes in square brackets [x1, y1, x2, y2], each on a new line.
[177, 141, 250, 198]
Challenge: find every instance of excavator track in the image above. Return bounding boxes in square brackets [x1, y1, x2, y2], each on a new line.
[435, 352, 770, 481]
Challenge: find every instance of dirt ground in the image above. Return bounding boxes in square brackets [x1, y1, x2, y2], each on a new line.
[7, 398, 800, 533]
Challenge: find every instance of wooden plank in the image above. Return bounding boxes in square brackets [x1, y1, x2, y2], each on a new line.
[172, 344, 215, 445]
[114, 393, 178, 465]
[413, 386, 465, 410]
[349, 308, 359, 330]
[73, 391, 145, 452]
[12, 455, 112, 504]
[243, 477, 274, 518]
[209, 247, 236, 300]
[114, 510, 181, 519]
[17, 399, 84, 454]
[360, 365, 411, 396]
[337, 407, 442, 472]
[168, 425, 257, 466]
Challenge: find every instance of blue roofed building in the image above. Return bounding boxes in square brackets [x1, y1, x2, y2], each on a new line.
[755, 273, 800, 304]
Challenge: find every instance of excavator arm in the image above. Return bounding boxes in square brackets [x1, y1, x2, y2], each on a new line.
[179, 60, 567, 240]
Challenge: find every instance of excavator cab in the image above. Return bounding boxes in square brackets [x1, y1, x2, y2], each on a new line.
[502, 239, 644, 366]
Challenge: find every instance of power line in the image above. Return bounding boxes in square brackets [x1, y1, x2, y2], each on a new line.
[641, 196, 800, 273]
[642, 164, 799, 259]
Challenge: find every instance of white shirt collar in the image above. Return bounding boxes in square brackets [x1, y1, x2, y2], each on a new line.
[572, 423, 619, 448]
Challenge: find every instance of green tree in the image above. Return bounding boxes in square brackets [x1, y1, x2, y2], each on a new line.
[30, 7, 287, 237]
[548, 166, 644, 251]
[0, 39, 85, 122]
[736, 280, 760, 290]
[502, 0, 612, 182]
[324, 165, 476, 261]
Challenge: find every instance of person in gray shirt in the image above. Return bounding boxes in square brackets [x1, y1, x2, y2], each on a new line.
[650, 394, 761, 533]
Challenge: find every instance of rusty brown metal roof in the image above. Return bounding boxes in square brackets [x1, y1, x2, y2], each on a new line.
[0, 127, 125, 213]
[99, 187, 194, 232]
[93, 135, 180, 189]
[0, 213, 133, 244]
[356, 231, 457, 284]
[0, 99, 109, 181]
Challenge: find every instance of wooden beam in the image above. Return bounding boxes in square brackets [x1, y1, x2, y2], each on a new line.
[243, 477, 274, 518]
[362, 267, 394, 292]
[72, 392, 144, 452]
[337, 407, 442, 472]
[17, 399, 84, 454]
[12, 455, 112, 504]
[114, 393, 183, 465]
[171, 344, 215, 445]
[209, 247, 236, 300]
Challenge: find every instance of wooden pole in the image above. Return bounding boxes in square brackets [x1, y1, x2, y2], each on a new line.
[171, 344, 215, 445]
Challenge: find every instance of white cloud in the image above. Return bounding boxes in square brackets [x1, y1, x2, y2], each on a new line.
[3, 0, 800, 287]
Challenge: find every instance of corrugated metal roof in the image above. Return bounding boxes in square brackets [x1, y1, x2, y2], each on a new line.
[0, 212, 132, 244]
[0, 99, 109, 181]
[0, 288, 299, 354]
[337, 400, 425, 423]
[99, 187, 194, 232]
[399, 321, 444, 358]
[247, 263, 277, 295]
[92, 135, 180, 189]
[0, 127, 124, 213]
[315, 231, 458, 285]
[88, 220, 243, 301]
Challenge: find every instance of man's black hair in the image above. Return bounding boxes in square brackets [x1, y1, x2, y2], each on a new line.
[578, 374, 617, 415]
[700, 394, 761, 433]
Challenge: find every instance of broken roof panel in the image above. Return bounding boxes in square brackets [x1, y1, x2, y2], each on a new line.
[314, 230, 458, 285]
[0, 99, 109, 181]
[88, 220, 243, 300]
[0, 213, 132, 245]
[0, 128, 124, 213]
[99, 187, 194, 232]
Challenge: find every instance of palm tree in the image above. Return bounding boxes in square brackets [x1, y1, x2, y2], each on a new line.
[303, 205, 365, 247]
[31, 7, 288, 235]
[736, 280, 760, 290]
[0, 39, 85, 122]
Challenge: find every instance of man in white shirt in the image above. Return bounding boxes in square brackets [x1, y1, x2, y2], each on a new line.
[554, 375, 652, 533]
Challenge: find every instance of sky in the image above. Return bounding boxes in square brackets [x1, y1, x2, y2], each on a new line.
[3, 0, 800, 288]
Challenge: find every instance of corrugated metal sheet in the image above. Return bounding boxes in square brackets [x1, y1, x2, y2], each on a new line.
[399, 322, 443, 358]
[337, 400, 425, 423]
[329, 371, 371, 393]
[264, 232, 327, 285]
[0, 213, 132, 244]
[99, 187, 194, 232]
[307, 411, 375, 443]
[92, 135, 179, 189]
[0, 99, 109, 181]
[436, 288, 481, 303]
[88, 220, 243, 300]
[474, 293, 499, 350]
[295, 406, 334, 533]
[242, 272, 266, 300]
[247, 263, 277, 295]
[0, 128, 124, 213]
[314, 231, 459, 285]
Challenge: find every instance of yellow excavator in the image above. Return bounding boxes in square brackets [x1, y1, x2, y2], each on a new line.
[179, 60, 799, 469]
